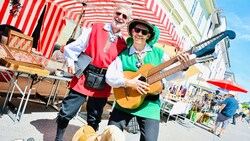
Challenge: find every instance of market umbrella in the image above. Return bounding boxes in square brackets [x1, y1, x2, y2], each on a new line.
[206, 79, 248, 93]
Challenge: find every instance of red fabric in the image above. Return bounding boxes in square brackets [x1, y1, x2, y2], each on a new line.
[70, 23, 127, 98]
[37, 1, 66, 58]
[0, 71, 14, 82]
[207, 79, 248, 93]
[49, 0, 184, 49]
[0, 0, 46, 35]
[0, 0, 184, 59]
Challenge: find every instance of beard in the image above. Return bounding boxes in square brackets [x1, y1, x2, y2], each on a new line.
[111, 19, 126, 30]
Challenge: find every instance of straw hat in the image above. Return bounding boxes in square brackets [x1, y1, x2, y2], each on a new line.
[72, 125, 95, 141]
[72, 125, 125, 141]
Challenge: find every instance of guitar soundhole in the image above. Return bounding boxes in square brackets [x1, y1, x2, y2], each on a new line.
[139, 76, 146, 82]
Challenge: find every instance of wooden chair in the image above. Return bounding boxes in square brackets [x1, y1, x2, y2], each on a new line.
[7, 30, 33, 52]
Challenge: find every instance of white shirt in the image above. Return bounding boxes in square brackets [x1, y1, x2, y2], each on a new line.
[64, 27, 91, 68]
[105, 44, 185, 88]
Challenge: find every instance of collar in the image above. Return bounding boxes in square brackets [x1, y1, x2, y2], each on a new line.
[129, 43, 152, 55]
[104, 24, 123, 39]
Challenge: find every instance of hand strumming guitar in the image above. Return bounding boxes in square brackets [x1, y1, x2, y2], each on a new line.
[124, 74, 150, 95]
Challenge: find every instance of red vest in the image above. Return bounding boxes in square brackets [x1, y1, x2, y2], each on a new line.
[69, 23, 126, 98]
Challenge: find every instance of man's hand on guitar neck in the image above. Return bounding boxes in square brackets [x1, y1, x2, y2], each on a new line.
[177, 52, 190, 71]
[124, 74, 150, 95]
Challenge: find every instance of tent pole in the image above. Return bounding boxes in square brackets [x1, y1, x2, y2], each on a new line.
[70, 2, 87, 39]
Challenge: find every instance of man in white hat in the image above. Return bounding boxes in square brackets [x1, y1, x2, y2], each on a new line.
[55, 4, 132, 141]
[210, 91, 239, 137]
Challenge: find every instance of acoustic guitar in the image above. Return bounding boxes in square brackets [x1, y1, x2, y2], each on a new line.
[113, 30, 236, 109]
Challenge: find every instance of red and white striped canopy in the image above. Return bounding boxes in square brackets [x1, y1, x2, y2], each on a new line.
[0, 0, 65, 58]
[58, 0, 184, 48]
[0, 0, 184, 58]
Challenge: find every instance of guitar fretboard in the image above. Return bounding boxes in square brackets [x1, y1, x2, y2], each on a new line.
[147, 58, 196, 84]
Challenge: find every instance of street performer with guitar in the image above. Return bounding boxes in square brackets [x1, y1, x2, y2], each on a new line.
[105, 19, 190, 141]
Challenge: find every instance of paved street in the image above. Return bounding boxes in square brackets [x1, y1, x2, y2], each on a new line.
[1, 76, 250, 141]
[0, 96, 250, 141]
[98, 115, 250, 141]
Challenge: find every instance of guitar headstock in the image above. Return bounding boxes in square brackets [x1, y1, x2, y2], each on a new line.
[190, 30, 236, 58]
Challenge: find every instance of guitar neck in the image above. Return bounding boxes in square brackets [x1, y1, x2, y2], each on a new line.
[146, 30, 236, 85]
[147, 55, 196, 85]
[147, 50, 191, 76]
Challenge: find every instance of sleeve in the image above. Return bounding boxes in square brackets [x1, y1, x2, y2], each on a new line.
[105, 57, 126, 88]
[161, 53, 185, 81]
[222, 98, 229, 105]
[64, 27, 92, 67]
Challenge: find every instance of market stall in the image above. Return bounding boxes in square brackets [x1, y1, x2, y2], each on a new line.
[0, 0, 184, 58]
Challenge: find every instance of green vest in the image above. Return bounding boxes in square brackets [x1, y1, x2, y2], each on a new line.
[115, 46, 164, 120]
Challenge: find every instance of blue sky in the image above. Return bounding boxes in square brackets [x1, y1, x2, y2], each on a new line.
[215, 0, 250, 102]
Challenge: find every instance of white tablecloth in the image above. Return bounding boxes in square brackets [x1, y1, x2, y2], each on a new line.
[161, 98, 191, 116]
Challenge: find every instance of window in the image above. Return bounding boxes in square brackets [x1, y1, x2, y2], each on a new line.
[197, 11, 204, 27]
[190, 0, 198, 17]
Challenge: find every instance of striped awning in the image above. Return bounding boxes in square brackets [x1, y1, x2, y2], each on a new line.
[0, 0, 46, 36]
[0, 0, 65, 58]
[0, 0, 184, 58]
[58, 0, 184, 48]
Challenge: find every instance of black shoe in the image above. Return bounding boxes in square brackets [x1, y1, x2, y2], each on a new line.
[217, 134, 222, 138]
[209, 129, 215, 134]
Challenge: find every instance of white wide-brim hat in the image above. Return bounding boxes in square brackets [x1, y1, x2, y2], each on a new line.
[228, 91, 237, 96]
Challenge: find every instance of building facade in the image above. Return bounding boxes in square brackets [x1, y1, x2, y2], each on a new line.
[157, 0, 235, 93]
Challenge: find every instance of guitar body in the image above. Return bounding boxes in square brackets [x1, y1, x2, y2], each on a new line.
[113, 64, 163, 109]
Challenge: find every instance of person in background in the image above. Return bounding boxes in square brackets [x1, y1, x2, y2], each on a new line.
[54, 4, 132, 141]
[210, 91, 239, 138]
[0, 25, 22, 45]
[247, 108, 250, 128]
[51, 38, 76, 64]
[105, 19, 190, 141]
[231, 101, 241, 125]
[51, 45, 66, 63]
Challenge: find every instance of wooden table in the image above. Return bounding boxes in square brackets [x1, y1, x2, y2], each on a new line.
[0, 64, 70, 122]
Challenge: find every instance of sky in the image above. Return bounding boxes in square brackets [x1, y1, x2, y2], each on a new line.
[215, 0, 250, 102]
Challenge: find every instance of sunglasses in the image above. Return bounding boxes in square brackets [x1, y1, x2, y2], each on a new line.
[115, 12, 128, 20]
[133, 27, 149, 35]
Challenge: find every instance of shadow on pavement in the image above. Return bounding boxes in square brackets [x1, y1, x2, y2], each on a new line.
[30, 118, 80, 141]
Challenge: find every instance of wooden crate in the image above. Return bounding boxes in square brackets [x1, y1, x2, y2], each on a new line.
[7, 30, 33, 52]
[0, 30, 49, 76]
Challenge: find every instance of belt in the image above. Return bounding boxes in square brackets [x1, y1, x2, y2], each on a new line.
[85, 64, 107, 75]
